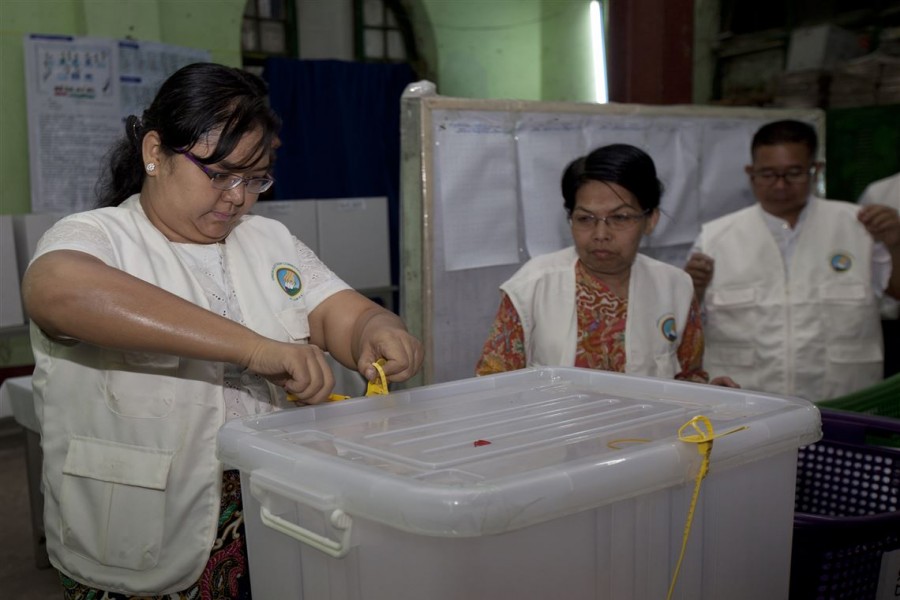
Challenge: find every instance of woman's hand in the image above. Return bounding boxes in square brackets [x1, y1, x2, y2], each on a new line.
[354, 315, 424, 383]
[710, 376, 740, 388]
[244, 340, 335, 404]
[309, 289, 424, 385]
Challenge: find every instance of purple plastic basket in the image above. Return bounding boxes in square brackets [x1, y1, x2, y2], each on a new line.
[789, 409, 900, 600]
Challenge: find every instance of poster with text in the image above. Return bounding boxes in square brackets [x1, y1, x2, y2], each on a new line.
[24, 34, 208, 213]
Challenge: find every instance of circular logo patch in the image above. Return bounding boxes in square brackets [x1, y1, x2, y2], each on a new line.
[272, 263, 303, 297]
[830, 253, 852, 272]
[658, 315, 678, 342]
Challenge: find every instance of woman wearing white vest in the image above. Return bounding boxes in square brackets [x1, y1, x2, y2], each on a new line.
[22, 63, 423, 599]
[686, 120, 900, 402]
[476, 144, 737, 387]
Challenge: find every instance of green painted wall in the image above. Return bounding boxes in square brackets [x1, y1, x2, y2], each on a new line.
[539, 0, 594, 102]
[414, 0, 596, 101]
[419, 0, 543, 100]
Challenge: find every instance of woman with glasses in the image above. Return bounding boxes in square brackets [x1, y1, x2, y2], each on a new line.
[22, 62, 422, 599]
[685, 119, 900, 402]
[476, 143, 736, 387]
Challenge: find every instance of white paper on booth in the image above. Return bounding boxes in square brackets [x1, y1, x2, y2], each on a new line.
[645, 118, 702, 248]
[699, 119, 759, 225]
[516, 113, 586, 258]
[434, 111, 520, 272]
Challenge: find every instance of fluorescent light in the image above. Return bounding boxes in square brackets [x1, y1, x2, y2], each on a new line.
[590, 0, 608, 103]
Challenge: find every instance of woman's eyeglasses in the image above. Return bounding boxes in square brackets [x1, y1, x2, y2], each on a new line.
[179, 151, 274, 195]
[570, 209, 651, 231]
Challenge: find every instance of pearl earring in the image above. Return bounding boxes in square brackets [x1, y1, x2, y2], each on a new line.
[145, 163, 156, 173]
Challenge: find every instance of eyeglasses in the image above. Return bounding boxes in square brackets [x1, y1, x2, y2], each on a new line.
[570, 209, 651, 231]
[749, 166, 814, 186]
[179, 151, 275, 195]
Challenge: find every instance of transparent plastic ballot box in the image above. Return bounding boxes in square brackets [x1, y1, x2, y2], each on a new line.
[216, 367, 821, 600]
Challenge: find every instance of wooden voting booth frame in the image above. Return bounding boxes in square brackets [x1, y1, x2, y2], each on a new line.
[400, 94, 823, 387]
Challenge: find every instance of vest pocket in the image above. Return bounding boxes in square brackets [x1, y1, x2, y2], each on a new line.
[709, 287, 756, 306]
[819, 283, 873, 337]
[826, 342, 883, 364]
[705, 344, 755, 367]
[707, 287, 759, 340]
[60, 437, 173, 570]
[824, 342, 883, 399]
[820, 282, 866, 302]
[704, 344, 756, 389]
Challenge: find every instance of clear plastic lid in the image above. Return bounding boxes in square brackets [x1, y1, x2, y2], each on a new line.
[217, 367, 820, 537]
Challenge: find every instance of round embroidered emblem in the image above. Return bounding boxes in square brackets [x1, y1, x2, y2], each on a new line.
[830, 253, 852, 272]
[658, 315, 678, 342]
[272, 263, 303, 297]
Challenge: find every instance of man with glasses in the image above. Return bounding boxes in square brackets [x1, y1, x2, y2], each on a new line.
[685, 119, 900, 402]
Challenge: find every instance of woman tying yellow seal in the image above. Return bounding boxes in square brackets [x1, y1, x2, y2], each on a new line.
[22, 63, 423, 599]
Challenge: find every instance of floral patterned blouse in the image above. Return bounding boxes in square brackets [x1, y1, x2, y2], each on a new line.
[475, 260, 709, 383]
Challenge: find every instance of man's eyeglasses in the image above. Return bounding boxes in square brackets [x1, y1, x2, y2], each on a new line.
[179, 151, 275, 195]
[570, 209, 651, 231]
[749, 166, 814, 186]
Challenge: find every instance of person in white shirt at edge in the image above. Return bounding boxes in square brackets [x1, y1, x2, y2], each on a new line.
[21, 63, 423, 599]
[685, 120, 900, 402]
[859, 171, 900, 321]
[858, 171, 900, 379]
[477, 143, 738, 388]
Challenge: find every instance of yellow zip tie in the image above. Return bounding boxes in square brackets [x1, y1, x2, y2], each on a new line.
[288, 358, 389, 403]
[365, 358, 389, 396]
[666, 416, 747, 600]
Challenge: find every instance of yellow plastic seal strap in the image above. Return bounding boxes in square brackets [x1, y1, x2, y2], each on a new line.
[365, 358, 389, 396]
[328, 358, 389, 401]
[666, 415, 747, 600]
[289, 359, 389, 403]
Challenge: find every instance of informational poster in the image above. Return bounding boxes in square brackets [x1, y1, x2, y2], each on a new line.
[23, 34, 209, 214]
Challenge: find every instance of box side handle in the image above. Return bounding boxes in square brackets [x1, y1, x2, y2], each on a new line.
[259, 505, 353, 559]
[250, 470, 353, 558]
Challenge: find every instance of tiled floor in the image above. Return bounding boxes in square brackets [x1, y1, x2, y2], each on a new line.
[0, 418, 62, 599]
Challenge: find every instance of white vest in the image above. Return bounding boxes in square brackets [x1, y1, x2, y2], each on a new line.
[31, 195, 312, 594]
[699, 200, 883, 401]
[501, 248, 695, 378]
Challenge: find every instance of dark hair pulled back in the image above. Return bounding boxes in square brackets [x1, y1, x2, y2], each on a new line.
[95, 62, 281, 207]
[561, 143, 663, 215]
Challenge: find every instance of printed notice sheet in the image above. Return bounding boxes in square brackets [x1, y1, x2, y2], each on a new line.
[434, 111, 520, 272]
[24, 34, 208, 214]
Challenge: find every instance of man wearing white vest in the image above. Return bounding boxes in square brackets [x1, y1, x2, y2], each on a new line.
[686, 120, 900, 402]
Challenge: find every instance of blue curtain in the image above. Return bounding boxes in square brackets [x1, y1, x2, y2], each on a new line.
[263, 58, 418, 298]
